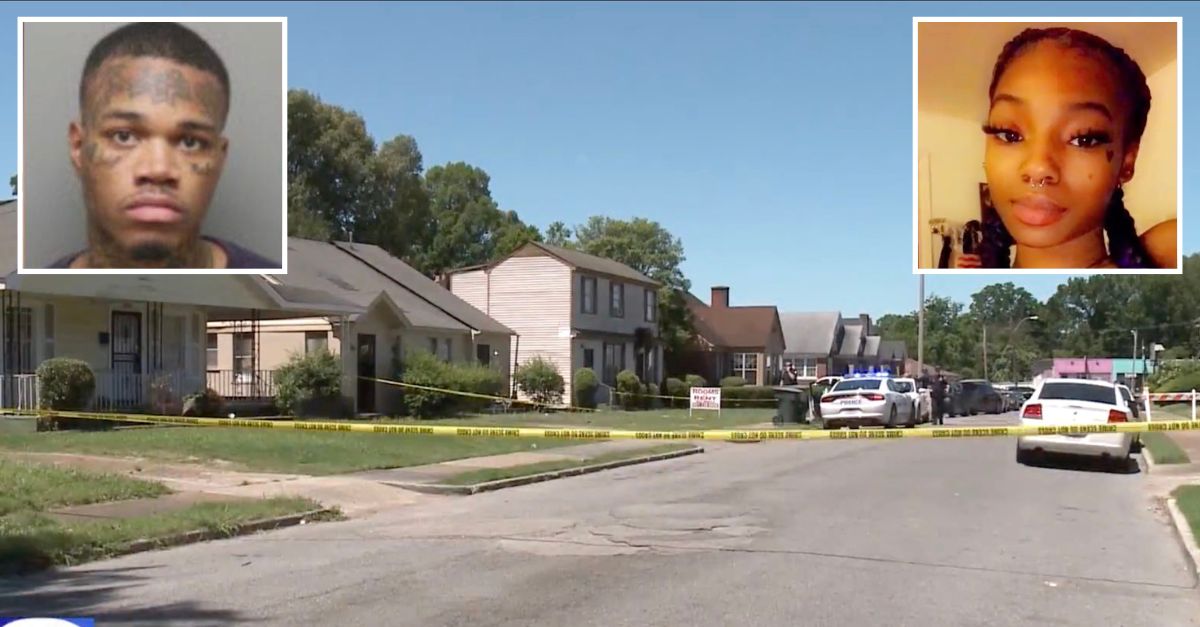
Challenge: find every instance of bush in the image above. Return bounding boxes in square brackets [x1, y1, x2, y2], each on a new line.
[1149, 360, 1200, 391]
[684, 374, 707, 388]
[720, 376, 748, 388]
[35, 359, 96, 432]
[513, 357, 565, 407]
[37, 358, 95, 411]
[574, 368, 599, 409]
[402, 351, 505, 418]
[1161, 371, 1200, 394]
[641, 382, 656, 409]
[182, 388, 226, 418]
[721, 385, 777, 409]
[616, 370, 642, 410]
[665, 377, 688, 408]
[274, 349, 342, 416]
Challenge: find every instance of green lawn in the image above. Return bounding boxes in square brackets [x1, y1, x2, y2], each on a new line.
[1158, 403, 1196, 421]
[0, 460, 325, 575]
[1173, 485, 1200, 542]
[0, 426, 586, 475]
[1142, 432, 1191, 465]
[442, 443, 694, 486]
[420, 407, 783, 431]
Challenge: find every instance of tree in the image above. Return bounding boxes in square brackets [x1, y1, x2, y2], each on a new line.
[364, 135, 431, 262]
[287, 90, 376, 239]
[419, 162, 541, 276]
[9, 173, 15, 197]
[545, 221, 574, 248]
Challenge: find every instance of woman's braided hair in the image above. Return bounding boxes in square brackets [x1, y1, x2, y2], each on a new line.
[979, 27, 1154, 269]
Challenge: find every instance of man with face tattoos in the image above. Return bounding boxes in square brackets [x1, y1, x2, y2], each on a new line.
[50, 22, 278, 269]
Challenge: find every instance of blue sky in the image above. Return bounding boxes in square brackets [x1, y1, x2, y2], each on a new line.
[1, 2, 1194, 319]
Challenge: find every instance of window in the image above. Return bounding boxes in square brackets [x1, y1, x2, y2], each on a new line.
[233, 333, 254, 382]
[429, 337, 438, 355]
[610, 282, 624, 318]
[603, 342, 625, 385]
[43, 305, 55, 360]
[441, 338, 452, 362]
[784, 358, 818, 378]
[206, 333, 218, 371]
[305, 331, 328, 355]
[3, 307, 33, 373]
[581, 276, 597, 314]
[583, 348, 595, 370]
[731, 352, 758, 384]
[477, 344, 491, 367]
[645, 289, 657, 323]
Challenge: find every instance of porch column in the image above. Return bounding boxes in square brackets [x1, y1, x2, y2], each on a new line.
[338, 316, 357, 414]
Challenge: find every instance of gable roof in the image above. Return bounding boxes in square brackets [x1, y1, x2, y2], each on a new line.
[684, 291, 781, 350]
[452, 241, 659, 287]
[780, 311, 841, 355]
[863, 335, 882, 360]
[331, 241, 512, 335]
[275, 238, 496, 333]
[878, 339, 909, 362]
[838, 323, 864, 357]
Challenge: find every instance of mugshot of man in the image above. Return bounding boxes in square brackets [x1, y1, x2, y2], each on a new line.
[51, 22, 279, 269]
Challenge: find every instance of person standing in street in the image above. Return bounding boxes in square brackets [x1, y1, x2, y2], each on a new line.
[930, 375, 948, 425]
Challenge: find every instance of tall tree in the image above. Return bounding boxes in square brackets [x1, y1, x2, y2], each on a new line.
[365, 135, 431, 262]
[420, 162, 541, 276]
[545, 221, 574, 248]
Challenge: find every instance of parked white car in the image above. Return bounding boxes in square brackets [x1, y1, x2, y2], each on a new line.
[1016, 378, 1137, 470]
[894, 377, 929, 422]
[819, 375, 917, 429]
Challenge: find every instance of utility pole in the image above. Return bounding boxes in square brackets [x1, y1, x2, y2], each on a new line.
[918, 275, 925, 378]
[1131, 329, 1138, 392]
[982, 325, 988, 380]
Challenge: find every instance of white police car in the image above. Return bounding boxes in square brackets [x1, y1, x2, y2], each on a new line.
[818, 371, 917, 429]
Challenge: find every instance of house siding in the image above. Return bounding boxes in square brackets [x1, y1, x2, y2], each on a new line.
[452, 257, 573, 400]
[574, 274, 657, 338]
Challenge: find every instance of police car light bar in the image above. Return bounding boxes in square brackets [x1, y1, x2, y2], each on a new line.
[846, 368, 892, 378]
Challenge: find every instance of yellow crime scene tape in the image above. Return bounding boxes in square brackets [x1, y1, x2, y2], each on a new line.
[3, 407, 1200, 441]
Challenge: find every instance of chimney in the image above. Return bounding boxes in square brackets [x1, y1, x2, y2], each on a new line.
[711, 286, 730, 308]
[858, 313, 870, 334]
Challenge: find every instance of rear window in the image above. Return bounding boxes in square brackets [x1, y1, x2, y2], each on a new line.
[1119, 387, 1133, 402]
[832, 379, 882, 392]
[1038, 382, 1117, 405]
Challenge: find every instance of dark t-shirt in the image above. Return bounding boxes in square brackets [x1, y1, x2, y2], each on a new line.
[46, 236, 280, 270]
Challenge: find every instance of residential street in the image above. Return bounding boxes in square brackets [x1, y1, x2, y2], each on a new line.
[4, 414, 1198, 627]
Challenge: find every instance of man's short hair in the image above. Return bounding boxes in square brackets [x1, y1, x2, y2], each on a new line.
[79, 22, 230, 121]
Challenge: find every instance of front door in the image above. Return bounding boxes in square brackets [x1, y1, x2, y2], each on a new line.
[357, 334, 376, 414]
[112, 312, 142, 407]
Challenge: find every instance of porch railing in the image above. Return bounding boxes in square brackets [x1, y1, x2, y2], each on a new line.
[0, 374, 39, 411]
[205, 370, 277, 400]
[92, 370, 208, 413]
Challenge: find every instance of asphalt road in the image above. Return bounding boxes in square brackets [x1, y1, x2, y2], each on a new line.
[4, 413, 1198, 626]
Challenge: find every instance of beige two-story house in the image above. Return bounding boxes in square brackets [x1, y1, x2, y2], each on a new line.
[445, 242, 661, 404]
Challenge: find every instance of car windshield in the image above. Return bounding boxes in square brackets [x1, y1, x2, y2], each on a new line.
[832, 379, 882, 392]
[1038, 382, 1117, 405]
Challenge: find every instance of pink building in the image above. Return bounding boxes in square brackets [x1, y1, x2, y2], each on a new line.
[1052, 358, 1113, 381]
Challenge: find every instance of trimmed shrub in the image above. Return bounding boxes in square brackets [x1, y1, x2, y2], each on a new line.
[402, 351, 505, 418]
[274, 349, 342, 416]
[514, 356, 565, 406]
[684, 374, 707, 389]
[616, 370, 642, 410]
[574, 368, 599, 409]
[720, 376, 748, 388]
[665, 377, 688, 408]
[37, 358, 95, 410]
[183, 388, 227, 418]
[35, 358, 96, 431]
[721, 385, 777, 409]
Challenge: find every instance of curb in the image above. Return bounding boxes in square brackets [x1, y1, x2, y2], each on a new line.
[385, 445, 705, 495]
[120, 507, 336, 555]
[1166, 497, 1200, 583]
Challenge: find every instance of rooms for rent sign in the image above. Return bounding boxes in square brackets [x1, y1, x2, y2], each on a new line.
[690, 387, 721, 412]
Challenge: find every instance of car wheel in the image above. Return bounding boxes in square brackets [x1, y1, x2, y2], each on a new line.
[886, 406, 897, 428]
[1016, 447, 1034, 465]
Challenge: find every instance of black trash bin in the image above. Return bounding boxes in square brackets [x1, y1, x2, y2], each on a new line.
[773, 386, 807, 424]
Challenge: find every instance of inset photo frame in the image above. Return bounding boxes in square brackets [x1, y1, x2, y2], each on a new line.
[914, 17, 1181, 274]
[18, 17, 287, 274]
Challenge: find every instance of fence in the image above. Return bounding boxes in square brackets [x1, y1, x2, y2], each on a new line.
[205, 369, 277, 400]
[93, 370, 208, 413]
[0, 374, 39, 411]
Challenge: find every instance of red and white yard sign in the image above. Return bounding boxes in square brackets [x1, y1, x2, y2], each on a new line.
[690, 387, 722, 415]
